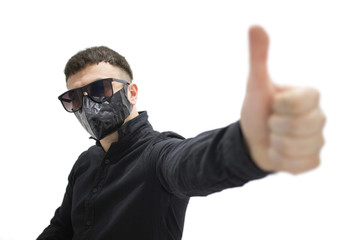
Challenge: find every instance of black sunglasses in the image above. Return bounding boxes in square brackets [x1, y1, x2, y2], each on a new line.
[58, 78, 129, 113]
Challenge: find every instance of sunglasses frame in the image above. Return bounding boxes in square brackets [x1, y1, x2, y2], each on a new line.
[58, 78, 130, 113]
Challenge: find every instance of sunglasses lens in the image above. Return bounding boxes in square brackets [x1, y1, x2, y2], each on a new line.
[59, 79, 117, 112]
[88, 79, 113, 101]
[61, 90, 82, 112]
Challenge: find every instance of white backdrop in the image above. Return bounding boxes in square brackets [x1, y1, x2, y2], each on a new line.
[1, 1, 359, 239]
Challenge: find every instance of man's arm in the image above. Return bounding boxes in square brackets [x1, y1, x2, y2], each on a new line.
[37, 171, 74, 239]
[152, 122, 270, 198]
[152, 26, 325, 197]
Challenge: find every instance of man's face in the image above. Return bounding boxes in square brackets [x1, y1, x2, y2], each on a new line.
[67, 62, 132, 92]
[63, 61, 136, 142]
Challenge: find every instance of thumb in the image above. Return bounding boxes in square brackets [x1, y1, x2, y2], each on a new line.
[248, 25, 271, 90]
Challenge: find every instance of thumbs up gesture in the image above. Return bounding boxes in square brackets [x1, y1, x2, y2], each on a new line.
[240, 26, 326, 174]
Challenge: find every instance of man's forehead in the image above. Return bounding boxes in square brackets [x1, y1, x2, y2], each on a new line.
[66, 62, 130, 89]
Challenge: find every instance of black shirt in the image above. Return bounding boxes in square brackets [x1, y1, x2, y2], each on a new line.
[37, 112, 269, 240]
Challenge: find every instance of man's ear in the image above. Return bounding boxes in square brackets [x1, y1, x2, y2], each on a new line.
[127, 83, 138, 105]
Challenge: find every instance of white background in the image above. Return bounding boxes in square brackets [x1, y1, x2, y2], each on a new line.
[0, 0, 359, 239]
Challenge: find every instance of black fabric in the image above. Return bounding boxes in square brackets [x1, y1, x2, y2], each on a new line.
[37, 112, 269, 240]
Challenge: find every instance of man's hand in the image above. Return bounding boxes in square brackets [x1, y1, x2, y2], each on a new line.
[240, 26, 326, 174]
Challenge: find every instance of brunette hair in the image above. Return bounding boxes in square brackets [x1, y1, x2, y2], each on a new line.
[64, 46, 133, 81]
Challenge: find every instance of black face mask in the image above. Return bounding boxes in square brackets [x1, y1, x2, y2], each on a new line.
[74, 86, 133, 140]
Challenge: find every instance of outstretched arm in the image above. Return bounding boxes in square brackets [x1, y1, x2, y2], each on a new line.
[154, 26, 326, 197]
[153, 122, 270, 198]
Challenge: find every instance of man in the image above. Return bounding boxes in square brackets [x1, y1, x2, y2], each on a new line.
[37, 26, 325, 239]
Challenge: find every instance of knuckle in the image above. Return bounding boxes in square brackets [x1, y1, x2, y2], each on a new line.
[288, 118, 303, 134]
[284, 162, 303, 175]
[311, 134, 325, 152]
[299, 88, 320, 114]
[303, 87, 319, 104]
[268, 115, 278, 128]
[319, 135, 326, 148]
[281, 155, 321, 175]
[275, 88, 321, 116]
[310, 109, 326, 134]
[322, 138, 326, 148]
[288, 97, 302, 114]
[289, 169, 302, 175]
[269, 114, 290, 134]
[288, 108, 324, 136]
[307, 157, 321, 171]
[271, 135, 295, 156]
[320, 111, 327, 127]
[313, 157, 321, 168]
[284, 144, 297, 157]
[274, 94, 301, 114]
[310, 88, 320, 103]
[314, 108, 325, 122]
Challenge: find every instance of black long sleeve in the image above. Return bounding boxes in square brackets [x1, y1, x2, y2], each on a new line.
[154, 121, 269, 198]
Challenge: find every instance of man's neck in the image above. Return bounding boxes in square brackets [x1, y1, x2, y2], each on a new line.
[100, 131, 119, 152]
[99, 110, 139, 152]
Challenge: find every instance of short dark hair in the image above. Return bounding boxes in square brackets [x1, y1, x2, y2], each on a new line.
[64, 46, 133, 81]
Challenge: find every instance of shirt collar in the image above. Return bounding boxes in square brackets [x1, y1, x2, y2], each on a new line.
[104, 111, 154, 157]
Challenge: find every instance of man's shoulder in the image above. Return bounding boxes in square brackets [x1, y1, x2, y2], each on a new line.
[152, 131, 185, 145]
[145, 131, 185, 160]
